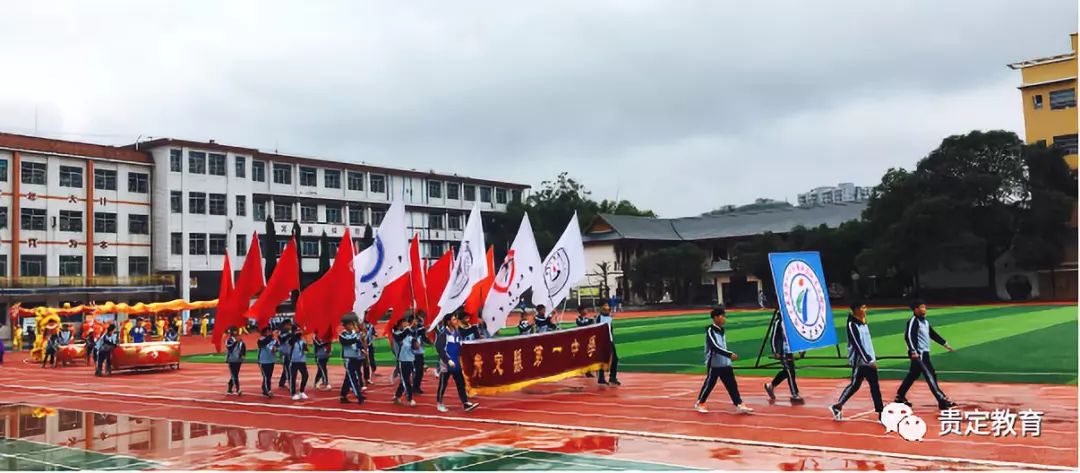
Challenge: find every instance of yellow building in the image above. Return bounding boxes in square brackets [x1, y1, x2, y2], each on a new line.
[1008, 33, 1078, 170]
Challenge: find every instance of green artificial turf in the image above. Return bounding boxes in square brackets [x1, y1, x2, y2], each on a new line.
[182, 304, 1078, 385]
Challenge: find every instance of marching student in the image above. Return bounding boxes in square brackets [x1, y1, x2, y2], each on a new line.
[339, 316, 367, 405]
[288, 325, 310, 401]
[277, 320, 295, 390]
[895, 299, 957, 409]
[84, 325, 97, 365]
[392, 317, 419, 407]
[576, 306, 595, 378]
[830, 300, 884, 421]
[435, 312, 479, 413]
[313, 333, 332, 391]
[257, 326, 278, 399]
[518, 311, 538, 335]
[42, 329, 59, 368]
[694, 307, 753, 414]
[534, 305, 559, 332]
[95, 324, 118, 376]
[225, 327, 246, 396]
[595, 303, 621, 386]
[363, 319, 377, 383]
[764, 307, 804, 404]
[412, 311, 428, 395]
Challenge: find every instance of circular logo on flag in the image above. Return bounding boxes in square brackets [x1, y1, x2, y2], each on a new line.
[448, 244, 475, 299]
[543, 248, 571, 298]
[492, 250, 516, 294]
[780, 259, 828, 341]
[358, 236, 385, 283]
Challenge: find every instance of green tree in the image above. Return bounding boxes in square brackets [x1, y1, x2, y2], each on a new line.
[1012, 144, 1077, 293]
[730, 232, 787, 295]
[626, 243, 707, 304]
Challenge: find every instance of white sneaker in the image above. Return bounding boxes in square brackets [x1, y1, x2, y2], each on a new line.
[408, 400, 417, 407]
[735, 404, 754, 414]
[693, 403, 708, 413]
[300, 393, 309, 400]
[361, 385, 368, 392]
[291, 394, 300, 401]
[437, 404, 448, 413]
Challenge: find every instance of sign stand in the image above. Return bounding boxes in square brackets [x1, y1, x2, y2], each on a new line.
[752, 309, 844, 368]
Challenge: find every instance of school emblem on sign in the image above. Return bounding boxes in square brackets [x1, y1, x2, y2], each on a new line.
[768, 251, 838, 352]
[542, 248, 571, 298]
[492, 249, 516, 294]
[448, 244, 475, 299]
[358, 236, 385, 283]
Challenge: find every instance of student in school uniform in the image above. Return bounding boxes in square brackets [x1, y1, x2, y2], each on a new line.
[412, 312, 428, 395]
[225, 327, 246, 396]
[363, 319, 377, 383]
[518, 311, 538, 335]
[392, 317, 419, 407]
[313, 333, 332, 391]
[595, 303, 620, 386]
[764, 307, 804, 404]
[84, 325, 97, 365]
[576, 306, 595, 378]
[830, 300, 884, 421]
[43, 329, 59, 368]
[164, 325, 179, 342]
[95, 324, 118, 376]
[257, 326, 278, 399]
[435, 312, 479, 413]
[895, 299, 957, 409]
[694, 307, 754, 414]
[288, 325, 310, 401]
[277, 320, 295, 391]
[339, 316, 367, 405]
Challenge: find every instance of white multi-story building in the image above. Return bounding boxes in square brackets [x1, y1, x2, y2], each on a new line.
[797, 182, 871, 207]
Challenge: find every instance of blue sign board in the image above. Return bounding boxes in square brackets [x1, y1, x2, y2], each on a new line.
[768, 251, 838, 352]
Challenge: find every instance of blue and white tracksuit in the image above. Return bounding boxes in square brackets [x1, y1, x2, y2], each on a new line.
[769, 312, 799, 396]
[339, 330, 366, 402]
[697, 324, 743, 405]
[835, 315, 883, 412]
[435, 327, 471, 406]
[896, 315, 950, 404]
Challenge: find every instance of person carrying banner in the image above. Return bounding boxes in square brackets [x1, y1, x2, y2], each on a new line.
[764, 306, 804, 405]
[694, 307, 753, 414]
[534, 305, 557, 333]
[595, 303, 620, 386]
[288, 325, 310, 401]
[393, 317, 419, 407]
[435, 312, 480, 413]
[894, 299, 957, 410]
[411, 312, 428, 395]
[257, 326, 278, 399]
[313, 333, 332, 391]
[225, 327, 246, 396]
[339, 317, 366, 405]
[830, 300, 883, 421]
[518, 311, 538, 335]
[277, 320, 294, 390]
[576, 306, 596, 378]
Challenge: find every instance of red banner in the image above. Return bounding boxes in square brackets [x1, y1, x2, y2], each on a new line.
[460, 324, 612, 396]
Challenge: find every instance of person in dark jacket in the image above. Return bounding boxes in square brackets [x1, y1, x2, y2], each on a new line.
[277, 320, 294, 390]
[339, 316, 366, 404]
[288, 325, 310, 401]
[225, 327, 246, 396]
[694, 307, 753, 414]
[595, 304, 620, 386]
[411, 312, 428, 395]
[830, 300, 883, 421]
[313, 333, 332, 391]
[84, 326, 98, 365]
[392, 317, 419, 407]
[517, 311, 538, 335]
[764, 307, 804, 404]
[95, 324, 119, 376]
[534, 305, 558, 332]
[363, 319, 377, 384]
[435, 312, 479, 413]
[895, 299, 957, 409]
[257, 326, 278, 399]
[575, 306, 595, 378]
[43, 330, 60, 368]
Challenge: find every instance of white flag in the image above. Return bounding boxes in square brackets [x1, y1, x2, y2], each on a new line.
[432, 205, 487, 327]
[482, 214, 542, 332]
[532, 213, 586, 309]
[353, 198, 409, 316]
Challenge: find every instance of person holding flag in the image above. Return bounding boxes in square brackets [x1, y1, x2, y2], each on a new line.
[257, 326, 278, 399]
[338, 315, 366, 405]
[363, 319, 377, 384]
[595, 303, 620, 386]
[576, 306, 595, 378]
[225, 327, 246, 396]
[392, 317, 419, 407]
[435, 311, 479, 413]
[313, 333, 332, 391]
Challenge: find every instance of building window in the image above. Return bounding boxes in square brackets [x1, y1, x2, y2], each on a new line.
[94, 256, 117, 277]
[428, 212, 444, 230]
[209, 234, 227, 255]
[209, 193, 227, 215]
[1049, 88, 1076, 110]
[299, 167, 317, 186]
[369, 174, 386, 193]
[372, 209, 386, 225]
[1053, 134, 1079, 155]
[448, 213, 462, 231]
[188, 151, 206, 174]
[169, 149, 182, 172]
[94, 169, 117, 190]
[495, 188, 507, 204]
[128, 214, 149, 234]
[254, 201, 267, 221]
[300, 204, 317, 223]
[171, 233, 182, 255]
[59, 256, 82, 277]
[171, 191, 182, 213]
[236, 195, 247, 216]
[21, 162, 46, 185]
[0, 257, 6, 277]
[208, 153, 226, 176]
[274, 202, 293, 221]
[189, 192, 206, 214]
[236, 235, 248, 256]
[446, 183, 460, 200]
[19, 255, 46, 277]
[511, 189, 522, 203]
[252, 160, 266, 182]
[0, 206, 8, 229]
[20, 208, 46, 231]
[59, 210, 82, 232]
[480, 186, 492, 203]
[324, 170, 341, 189]
[129, 256, 149, 276]
[463, 184, 476, 201]
[326, 205, 343, 224]
[429, 242, 444, 257]
[189, 233, 206, 255]
[428, 181, 443, 199]
[277, 240, 288, 254]
[273, 163, 292, 184]
[348, 205, 365, 225]
[128, 172, 149, 193]
[1033, 94, 1044, 110]
[0, 159, 6, 182]
[94, 212, 117, 233]
[329, 241, 339, 255]
[347, 171, 364, 191]
[301, 240, 319, 257]
[235, 156, 247, 178]
[59, 166, 83, 188]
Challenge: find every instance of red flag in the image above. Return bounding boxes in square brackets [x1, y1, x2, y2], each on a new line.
[463, 246, 495, 324]
[226, 233, 266, 321]
[296, 232, 355, 339]
[425, 249, 454, 320]
[246, 237, 300, 328]
[373, 275, 413, 336]
[211, 252, 235, 351]
[408, 235, 429, 315]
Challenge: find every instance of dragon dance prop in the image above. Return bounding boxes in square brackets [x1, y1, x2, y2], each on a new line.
[57, 341, 181, 371]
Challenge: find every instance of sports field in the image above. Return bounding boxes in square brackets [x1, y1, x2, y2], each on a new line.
[184, 304, 1078, 385]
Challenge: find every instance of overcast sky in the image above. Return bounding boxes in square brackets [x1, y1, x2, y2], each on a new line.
[0, 1, 1075, 217]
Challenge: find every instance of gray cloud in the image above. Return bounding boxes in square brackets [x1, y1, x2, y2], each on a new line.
[0, 0, 1075, 216]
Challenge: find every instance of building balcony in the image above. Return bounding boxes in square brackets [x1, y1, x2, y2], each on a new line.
[0, 275, 175, 297]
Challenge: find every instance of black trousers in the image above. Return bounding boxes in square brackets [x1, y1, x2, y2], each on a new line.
[437, 368, 469, 406]
[96, 350, 113, 375]
[278, 357, 292, 388]
[412, 354, 425, 392]
[260, 363, 275, 395]
[86, 345, 96, 364]
[314, 357, 330, 386]
[394, 361, 415, 401]
[367, 344, 377, 372]
[770, 354, 800, 396]
[227, 362, 242, 392]
[896, 351, 947, 402]
[290, 361, 309, 396]
[340, 358, 366, 401]
[42, 350, 56, 368]
[697, 366, 743, 405]
[597, 344, 619, 382]
[836, 365, 884, 412]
